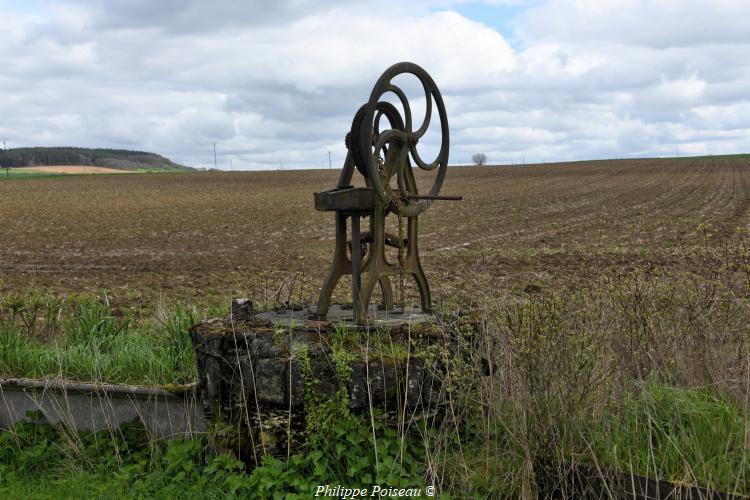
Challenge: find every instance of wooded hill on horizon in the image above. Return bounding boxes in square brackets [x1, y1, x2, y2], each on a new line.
[0, 147, 191, 171]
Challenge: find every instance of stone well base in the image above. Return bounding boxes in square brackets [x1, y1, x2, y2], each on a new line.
[190, 300, 450, 459]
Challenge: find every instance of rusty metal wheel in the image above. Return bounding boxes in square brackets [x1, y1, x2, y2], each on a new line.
[350, 101, 405, 181]
[353, 62, 450, 217]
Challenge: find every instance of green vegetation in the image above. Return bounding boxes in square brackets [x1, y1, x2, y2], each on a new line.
[0, 147, 190, 171]
[591, 380, 749, 494]
[1, 232, 749, 496]
[0, 168, 63, 180]
[0, 382, 745, 498]
[427, 233, 750, 496]
[0, 410, 424, 498]
[0, 291, 197, 386]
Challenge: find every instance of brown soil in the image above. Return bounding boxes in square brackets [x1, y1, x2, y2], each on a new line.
[1, 157, 748, 304]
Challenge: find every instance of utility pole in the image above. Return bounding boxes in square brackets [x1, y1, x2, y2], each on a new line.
[2, 138, 6, 178]
[213, 143, 218, 170]
[328, 151, 331, 169]
[2, 139, 6, 177]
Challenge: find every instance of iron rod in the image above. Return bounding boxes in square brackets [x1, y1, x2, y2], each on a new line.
[351, 215, 362, 323]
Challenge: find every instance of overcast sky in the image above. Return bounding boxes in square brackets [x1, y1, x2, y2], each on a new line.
[1, 0, 749, 170]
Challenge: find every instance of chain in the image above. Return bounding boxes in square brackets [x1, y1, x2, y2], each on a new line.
[376, 153, 406, 310]
[376, 156, 389, 199]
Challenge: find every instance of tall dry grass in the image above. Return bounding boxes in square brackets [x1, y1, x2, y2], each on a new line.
[408, 231, 750, 497]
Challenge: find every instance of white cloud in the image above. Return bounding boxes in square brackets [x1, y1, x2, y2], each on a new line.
[521, 0, 750, 48]
[0, 0, 749, 169]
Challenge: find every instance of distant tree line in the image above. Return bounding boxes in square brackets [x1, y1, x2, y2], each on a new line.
[0, 147, 191, 171]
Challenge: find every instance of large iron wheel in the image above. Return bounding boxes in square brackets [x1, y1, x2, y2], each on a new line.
[353, 62, 450, 217]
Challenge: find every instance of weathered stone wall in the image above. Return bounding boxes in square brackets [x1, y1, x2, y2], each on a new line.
[191, 326, 444, 416]
[190, 305, 452, 458]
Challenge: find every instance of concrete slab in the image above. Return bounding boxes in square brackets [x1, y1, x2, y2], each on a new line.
[0, 378, 205, 438]
[257, 304, 432, 329]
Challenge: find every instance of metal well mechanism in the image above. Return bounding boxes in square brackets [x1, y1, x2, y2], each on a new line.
[314, 62, 461, 324]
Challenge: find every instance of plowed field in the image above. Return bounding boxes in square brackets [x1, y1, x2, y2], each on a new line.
[1, 157, 749, 304]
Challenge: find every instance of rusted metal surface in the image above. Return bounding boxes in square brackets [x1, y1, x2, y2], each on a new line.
[314, 186, 375, 212]
[314, 62, 460, 324]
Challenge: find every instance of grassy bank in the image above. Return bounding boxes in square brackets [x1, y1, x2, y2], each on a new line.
[0, 407, 426, 499]
[1, 234, 749, 496]
[0, 381, 745, 498]
[426, 233, 750, 496]
[0, 291, 199, 386]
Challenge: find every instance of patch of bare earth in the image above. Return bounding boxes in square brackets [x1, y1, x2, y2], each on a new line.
[17, 165, 133, 174]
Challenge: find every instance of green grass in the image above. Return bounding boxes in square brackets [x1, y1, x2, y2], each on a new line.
[0, 413, 425, 499]
[1, 233, 749, 496]
[591, 380, 750, 493]
[0, 292, 197, 386]
[0, 166, 194, 181]
[1, 382, 744, 497]
[0, 168, 63, 180]
[421, 232, 750, 497]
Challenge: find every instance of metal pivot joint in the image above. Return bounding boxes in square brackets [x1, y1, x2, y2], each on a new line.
[313, 62, 461, 325]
